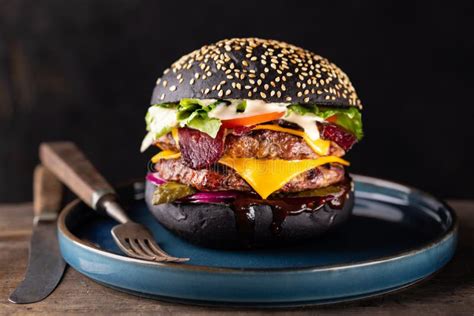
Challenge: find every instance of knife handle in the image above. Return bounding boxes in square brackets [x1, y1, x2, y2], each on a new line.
[39, 142, 117, 211]
[33, 165, 63, 221]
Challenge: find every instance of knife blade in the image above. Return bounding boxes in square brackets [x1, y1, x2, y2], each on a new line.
[9, 165, 66, 304]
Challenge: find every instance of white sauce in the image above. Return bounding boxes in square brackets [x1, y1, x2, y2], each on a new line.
[140, 106, 178, 152]
[283, 112, 324, 140]
[207, 99, 325, 141]
[207, 99, 288, 120]
[148, 106, 177, 132]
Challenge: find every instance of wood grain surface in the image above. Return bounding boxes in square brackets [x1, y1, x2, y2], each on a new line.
[33, 165, 63, 217]
[1, 200, 473, 315]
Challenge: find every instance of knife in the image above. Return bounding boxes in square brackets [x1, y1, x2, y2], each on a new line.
[9, 165, 66, 304]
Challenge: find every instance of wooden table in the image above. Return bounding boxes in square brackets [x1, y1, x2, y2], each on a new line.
[1, 200, 473, 315]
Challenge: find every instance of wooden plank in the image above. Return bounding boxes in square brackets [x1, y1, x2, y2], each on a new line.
[1, 200, 473, 315]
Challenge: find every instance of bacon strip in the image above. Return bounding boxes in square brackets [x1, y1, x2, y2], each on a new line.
[178, 127, 225, 169]
[319, 123, 357, 152]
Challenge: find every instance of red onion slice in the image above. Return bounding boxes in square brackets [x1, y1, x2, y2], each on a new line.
[146, 173, 166, 186]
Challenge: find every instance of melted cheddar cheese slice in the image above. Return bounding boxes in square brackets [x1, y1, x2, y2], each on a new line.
[218, 156, 349, 199]
[151, 150, 181, 163]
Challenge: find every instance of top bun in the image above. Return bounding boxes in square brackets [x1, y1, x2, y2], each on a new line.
[151, 38, 362, 109]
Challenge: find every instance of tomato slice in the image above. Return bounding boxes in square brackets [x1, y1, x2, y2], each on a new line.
[221, 112, 285, 128]
[326, 115, 338, 123]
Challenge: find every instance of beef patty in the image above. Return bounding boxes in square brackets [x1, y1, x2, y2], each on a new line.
[155, 129, 345, 160]
[153, 158, 345, 193]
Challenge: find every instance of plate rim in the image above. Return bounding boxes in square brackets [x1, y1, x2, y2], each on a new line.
[57, 174, 458, 274]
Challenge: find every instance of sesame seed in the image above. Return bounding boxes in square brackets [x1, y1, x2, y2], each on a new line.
[260, 92, 267, 98]
[225, 89, 232, 96]
[164, 38, 362, 110]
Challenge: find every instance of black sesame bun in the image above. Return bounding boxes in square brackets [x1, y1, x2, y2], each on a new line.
[151, 38, 362, 108]
[145, 180, 354, 249]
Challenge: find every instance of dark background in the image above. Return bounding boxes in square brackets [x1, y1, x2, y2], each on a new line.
[0, 1, 473, 202]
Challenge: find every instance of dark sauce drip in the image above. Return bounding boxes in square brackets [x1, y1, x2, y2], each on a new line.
[230, 178, 352, 239]
[174, 177, 352, 245]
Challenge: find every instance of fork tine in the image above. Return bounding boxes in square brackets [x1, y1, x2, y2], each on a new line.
[136, 240, 175, 262]
[113, 236, 155, 261]
[146, 239, 190, 262]
[129, 239, 157, 260]
[142, 239, 171, 257]
[137, 239, 171, 260]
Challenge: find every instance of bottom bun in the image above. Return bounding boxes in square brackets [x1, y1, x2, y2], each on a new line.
[145, 180, 354, 249]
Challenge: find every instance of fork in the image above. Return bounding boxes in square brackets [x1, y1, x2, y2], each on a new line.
[39, 141, 188, 263]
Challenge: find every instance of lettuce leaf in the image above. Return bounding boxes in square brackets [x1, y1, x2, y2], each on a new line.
[236, 100, 247, 113]
[176, 99, 222, 138]
[144, 99, 223, 140]
[318, 107, 363, 140]
[287, 104, 319, 116]
[287, 104, 363, 140]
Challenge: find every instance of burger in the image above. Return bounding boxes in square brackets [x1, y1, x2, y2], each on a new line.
[142, 38, 363, 248]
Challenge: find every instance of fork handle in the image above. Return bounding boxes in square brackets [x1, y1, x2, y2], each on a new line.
[39, 142, 129, 223]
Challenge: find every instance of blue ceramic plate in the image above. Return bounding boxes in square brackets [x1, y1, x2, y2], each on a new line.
[57, 175, 457, 307]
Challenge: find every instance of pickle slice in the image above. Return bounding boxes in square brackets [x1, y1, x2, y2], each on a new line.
[152, 182, 196, 204]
